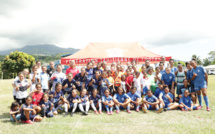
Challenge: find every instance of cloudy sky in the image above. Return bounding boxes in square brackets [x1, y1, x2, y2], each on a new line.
[0, 0, 215, 61]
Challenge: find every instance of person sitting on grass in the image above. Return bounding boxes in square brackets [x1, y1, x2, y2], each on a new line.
[113, 86, 131, 114]
[154, 83, 164, 99]
[20, 96, 43, 124]
[10, 102, 21, 123]
[29, 83, 43, 114]
[78, 89, 90, 116]
[142, 90, 163, 113]
[64, 89, 79, 117]
[127, 87, 141, 112]
[102, 89, 114, 115]
[159, 86, 179, 112]
[90, 88, 102, 114]
[40, 93, 56, 118]
[179, 90, 199, 111]
[49, 83, 66, 114]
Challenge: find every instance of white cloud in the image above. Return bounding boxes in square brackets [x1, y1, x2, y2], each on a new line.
[0, 0, 215, 60]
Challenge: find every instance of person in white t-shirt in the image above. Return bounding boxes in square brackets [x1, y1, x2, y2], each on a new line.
[133, 72, 143, 97]
[30, 65, 40, 92]
[155, 67, 162, 88]
[40, 66, 50, 93]
[14, 72, 31, 105]
[36, 61, 42, 74]
[50, 64, 66, 91]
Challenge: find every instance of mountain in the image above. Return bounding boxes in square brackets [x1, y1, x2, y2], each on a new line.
[0, 44, 79, 56]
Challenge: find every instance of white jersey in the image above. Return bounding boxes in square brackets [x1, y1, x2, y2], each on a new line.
[121, 81, 126, 92]
[51, 71, 66, 91]
[133, 76, 144, 96]
[30, 73, 40, 92]
[12, 76, 19, 96]
[14, 79, 29, 99]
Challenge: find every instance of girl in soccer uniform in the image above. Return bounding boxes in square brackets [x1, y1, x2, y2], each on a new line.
[113, 87, 131, 114]
[85, 62, 94, 81]
[49, 83, 66, 114]
[64, 89, 80, 117]
[90, 89, 102, 114]
[20, 96, 43, 124]
[51, 64, 66, 91]
[175, 64, 186, 97]
[93, 62, 103, 75]
[190, 60, 210, 111]
[99, 72, 109, 96]
[29, 83, 43, 114]
[62, 73, 76, 95]
[40, 66, 50, 93]
[142, 90, 163, 113]
[154, 83, 164, 99]
[179, 90, 199, 111]
[159, 86, 179, 111]
[15, 72, 31, 105]
[102, 89, 114, 115]
[127, 87, 141, 112]
[78, 89, 90, 115]
[10, 102, 21, 123]
[88, 71, 101, 94]
[74, 67, 88, 92]
[107, 70, 114, 95]
[30, 65, 40, 92]
[40, 93, 56, 118]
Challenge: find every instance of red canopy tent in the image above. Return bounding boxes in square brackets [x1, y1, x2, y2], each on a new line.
[61, 42, 171, 65]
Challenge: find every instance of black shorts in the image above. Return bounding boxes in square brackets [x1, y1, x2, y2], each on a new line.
[16, 98, 26, 105]
[21, 114, 37, 121]
[109, 86, 114, 94]
[13, 96, 16, 100]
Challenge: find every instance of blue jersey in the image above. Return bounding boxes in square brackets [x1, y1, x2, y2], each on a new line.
[181, 86, 191, 94]
[80, 95, 88, 104]
[102, 95, 113, 102]
[21, 103, 33, 115]
[62, 79, 76, 89]
[49, 90, 64, 103]
[186, 69, 194, 85]
[74, 73, 88, 90]
[86, 68, 94, 80]
[160, 70, 166, 75]
[113, 93, 129, 103]
[89, 76, 101, 91]
[40, 100, 52, 111]
[93, 67, 103, 75]
[154, 88, 163, 98]
[144, 95, 158, 103]
[89, 94, 101, 105]
[171, 67, 177, 73]
[190, 66, 206, 85]
[160, 92, 173, 104]
[67, 94, 80, 103]
[127, 92, 140, 101]
[100, 78, 109, 96]
[179, 96, 193, 107]
[161, 72, 175, 85]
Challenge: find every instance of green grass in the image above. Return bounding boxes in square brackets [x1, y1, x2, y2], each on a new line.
[0, 76, 215, 134]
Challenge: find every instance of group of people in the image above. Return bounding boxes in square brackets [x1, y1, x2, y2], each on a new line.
[9, 56, 210, 124]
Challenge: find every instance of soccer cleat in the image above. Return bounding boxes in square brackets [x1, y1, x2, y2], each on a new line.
[95, 111, 98, 114]
[142, 108, 148, 113]
[63, 112, 69, 117]
[127, 110, 131, 114]
[157, 107, 163, 113]
[136, 109, 139, 112]
[197, 106, 202, 110]
[116, 110, 120, 114]
[70, 112, 74, 117]
[99, 111, 102, 114]
[107, 112, 110, 115]
[22, 121, 26, 123]
[110, 111, 113, 115]
[207, 107, 211, 111]
[25, 120, 33, 124]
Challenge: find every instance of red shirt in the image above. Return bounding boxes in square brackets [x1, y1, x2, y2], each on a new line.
[125, 75, 133, 91]
[66, 67, 79, 78]
[31, 91, 43, 106]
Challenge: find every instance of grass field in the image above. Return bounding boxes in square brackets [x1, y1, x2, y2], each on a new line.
[0, 76, 215, 134]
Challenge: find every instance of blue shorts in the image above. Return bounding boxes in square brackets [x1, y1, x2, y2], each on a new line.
[20, 114, 37, 121]
[194, 81, 207, 91]
[190, 84, 195, 93]
[10, 114, 21, 122]
[164, 103, 171, 108]
[119, 106, 124, 109]
[148, 105, 153, 110]
[177, 85, 184, 95]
